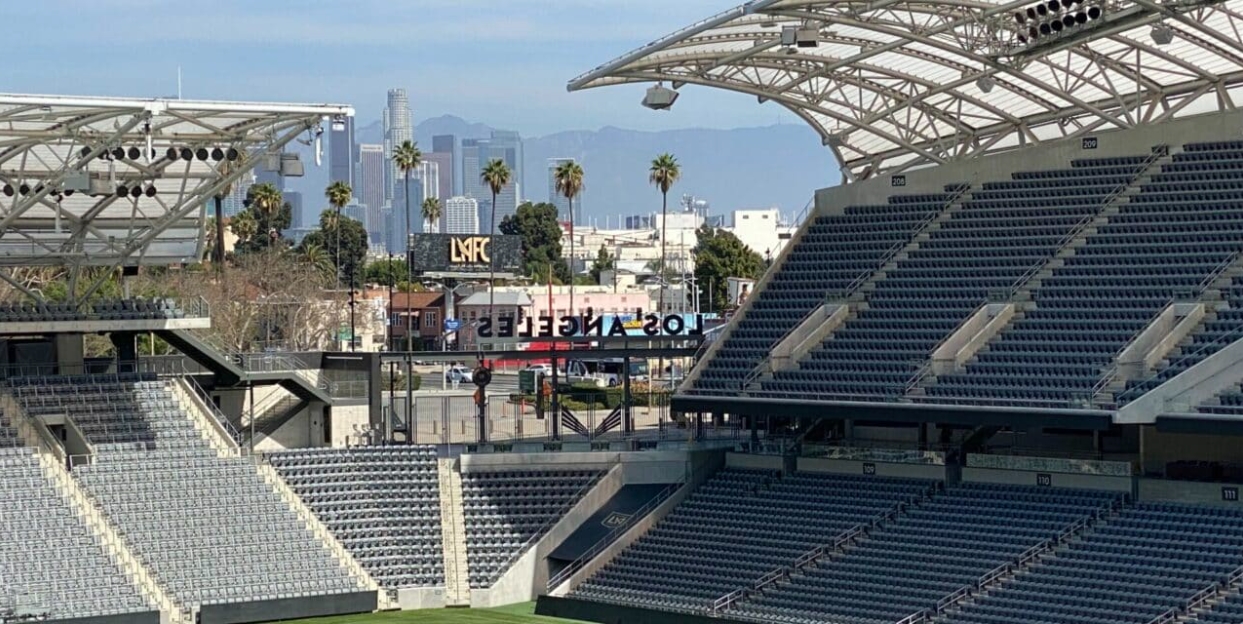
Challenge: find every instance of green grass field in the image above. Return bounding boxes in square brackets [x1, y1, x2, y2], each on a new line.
[265, 602, 586, 624]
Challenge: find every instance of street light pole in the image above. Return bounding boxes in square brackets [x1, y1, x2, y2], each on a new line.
[348, 265, 357, 353]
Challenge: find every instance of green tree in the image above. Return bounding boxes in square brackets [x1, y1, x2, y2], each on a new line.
[649, 153, 681, 314]
[693, 225, 765, 313]
[554, 160, 584, 311]
[500, 202, 570, 283]
[298, 210, 368, 283]
[300, 242, 334, 280]
[211, 151, 248, 270]
[230, 211, 257, 246]
[324, 181, 353, 287]
[421, 197, 442, 234]
[365, 257, 407, 286]
[234, 183, 292, 255]
[589, 245, 615, 284]
[394, 140, 422, 352]
[481, 159, 513, 319]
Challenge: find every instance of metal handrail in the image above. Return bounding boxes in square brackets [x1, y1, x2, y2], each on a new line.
[546, 481, 681, 590]
[1002, 150, 1162, 300]
[184, 374, 242, 445]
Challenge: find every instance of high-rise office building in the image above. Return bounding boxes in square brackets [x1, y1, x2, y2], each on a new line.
[393, 161, 440, 235]
[444, 196, 479, 235]
[357, 144, 386, 213]
[432, 135, 457, 196]
[254, 164, 284, 191]
[328, 115, 355, 187]
[547, 157, 576, 219]
[285, 191, 305, 229]
[425, 151, 453, 201]
[383, 88, 413, 202]
[462, 133, 522, 229]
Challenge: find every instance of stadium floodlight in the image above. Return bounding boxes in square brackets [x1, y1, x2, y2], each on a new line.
[642, 83, 680, 111]
[977, 75, 997, 93]
[1151, 23, 1175, 45]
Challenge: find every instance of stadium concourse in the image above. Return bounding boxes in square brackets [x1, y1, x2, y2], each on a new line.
[14, 2, 1243, 624]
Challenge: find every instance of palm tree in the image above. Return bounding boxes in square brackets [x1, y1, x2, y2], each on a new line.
[554, 160, 585, 319]
[481, 159, 513, 323]
[324, 181, 352, 289]
[230, 211, 257, 245]
[300, 242, 334, 280]
[649, 153, 681, 317]
[421, 197, 442, 234]
[394, 141, 422, 354]
[249, 183, 283, 218]
[211, 150, 247, 271]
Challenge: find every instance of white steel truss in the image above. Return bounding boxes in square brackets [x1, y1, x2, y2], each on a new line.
[0, 93, 353, 272]
[568, 0, 1243, 180]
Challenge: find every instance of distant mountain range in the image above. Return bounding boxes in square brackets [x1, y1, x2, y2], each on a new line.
[290, 115, 839, 225]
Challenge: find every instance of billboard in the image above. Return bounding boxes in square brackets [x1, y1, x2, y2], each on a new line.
[408, 234, 522, 276]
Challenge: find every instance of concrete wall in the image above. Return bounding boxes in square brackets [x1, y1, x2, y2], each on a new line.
[1138, 478, 1243, 507]
[812, 108, 1243, 219]
[397, 586, 446, 610]
[797, 457, 947, 481]
[329, 403, 370, 448]
[198, 591, 377, 624]
[725, 452, 783, 471]
[254, 407, 312, 452]
[458, 450, 686, 475]
[961, 467, 1133, 493]
[549, 450, 724, 597]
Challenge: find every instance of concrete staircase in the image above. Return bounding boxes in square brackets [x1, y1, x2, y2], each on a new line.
[254, 460, 394, 610]
[915, 149, 1173, 401]
[752, 185, 975, 392]
[438, 458, 471, 606]
[3, 394, 185, 624]
[168, 378, 238, 458]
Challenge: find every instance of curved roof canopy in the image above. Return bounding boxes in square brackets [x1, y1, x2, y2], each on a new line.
[0, 94, 352, 274]
[569, 0, 1243, 179]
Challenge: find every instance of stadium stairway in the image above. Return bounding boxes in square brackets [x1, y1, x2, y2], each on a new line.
[1, 392, 182, 622]
[740, 185, 975, 393]
[910, 152, 1162, 402]
[439, 457, 472, 606]
[255, 459, 393, 610]
[686, 184, 971, 395]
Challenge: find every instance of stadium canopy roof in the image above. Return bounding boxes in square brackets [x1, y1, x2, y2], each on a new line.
[569, 0, 1243, 180]
[0, 93, 351, 299]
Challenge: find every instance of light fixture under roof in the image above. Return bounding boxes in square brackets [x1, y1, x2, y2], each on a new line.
[1150, 22, 1175, 45]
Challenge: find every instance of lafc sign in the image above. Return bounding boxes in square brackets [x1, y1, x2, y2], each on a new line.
[450, 237, 490, 263]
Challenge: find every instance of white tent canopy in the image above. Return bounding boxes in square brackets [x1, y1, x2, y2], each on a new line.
[569, 0, 1243, 179]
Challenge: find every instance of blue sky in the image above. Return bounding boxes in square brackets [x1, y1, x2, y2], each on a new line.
[2, 0, 795, 135]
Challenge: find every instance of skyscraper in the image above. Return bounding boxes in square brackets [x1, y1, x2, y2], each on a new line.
[383, 88, 413, 202]
[462, 133, 522, 231]
[328, 115, 355, 187]
[286, 191, 305, 229]
[444, 196, 479, 235]
[547, 157, 576, 219]
[432, 134, 457, 196]
[357, 144, 386, 214]
[425, 151, 454, 201]
[394, 161, 441, 235]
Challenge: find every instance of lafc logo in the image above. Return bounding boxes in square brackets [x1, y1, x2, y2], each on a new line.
[450, 237, 490, 263]
[602, 512, 632, 528]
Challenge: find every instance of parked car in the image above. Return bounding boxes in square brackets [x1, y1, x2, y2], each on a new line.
[446, 365, 474, 383]
[525, 364, 554, 376]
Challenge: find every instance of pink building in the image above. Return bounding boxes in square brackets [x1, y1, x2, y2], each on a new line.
[525, 289, 654, 319]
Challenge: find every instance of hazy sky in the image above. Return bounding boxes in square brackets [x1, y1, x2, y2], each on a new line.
[2, 0, 796, 135]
